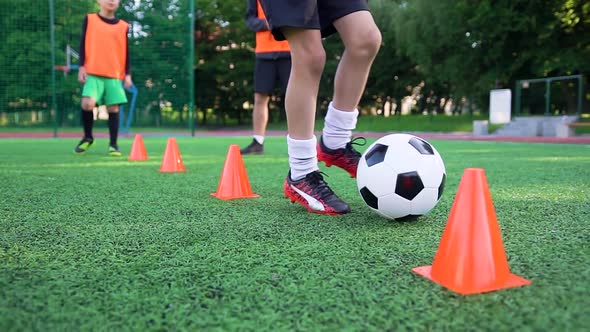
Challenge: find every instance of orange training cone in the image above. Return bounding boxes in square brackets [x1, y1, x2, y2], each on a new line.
[159, 137, 186, 172]
[211, 144, 259, 200]
[412, 168, 531, 295]
[128, 134, 148, 161]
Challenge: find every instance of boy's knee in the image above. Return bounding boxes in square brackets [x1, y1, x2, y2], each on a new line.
[367, 27, 382, 54]
[81, 100, 96, 111]
[350, 27, 382, 58]
[107, 105, 119, 113]
[299, 47, 326, 76]
[254, 93, 270, 105]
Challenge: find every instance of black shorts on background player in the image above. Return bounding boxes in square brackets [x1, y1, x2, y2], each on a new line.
[254, 57, 291, 94]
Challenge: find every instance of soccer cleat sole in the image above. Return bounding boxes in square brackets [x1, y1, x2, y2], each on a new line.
[74, 147, 91, 155]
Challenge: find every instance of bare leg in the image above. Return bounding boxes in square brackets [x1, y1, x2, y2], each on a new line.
[321, 11, 381, 151]
[281, 28, 352, 214]
[318, 11, 381, 171]
[252, 92, 270, 137]
[282, 28, 325, 140]
[81, 97, 96, 111]
[106, 105, 119, 114]
[332, 11, 382, 111]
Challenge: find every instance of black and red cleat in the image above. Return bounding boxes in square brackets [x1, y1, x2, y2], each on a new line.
[283, 170, 350, 215]
[317, 136, 366, 178]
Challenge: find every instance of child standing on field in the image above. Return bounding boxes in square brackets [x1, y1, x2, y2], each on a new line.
[239, 0, 291, 155]
[259, 0, 381, 215]
[74, 0, 132, 156]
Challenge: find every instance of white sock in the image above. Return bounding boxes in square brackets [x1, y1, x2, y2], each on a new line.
[287, 135, 318, 181]
[253, 135, 264, 145]
[322, 102, 359, 150]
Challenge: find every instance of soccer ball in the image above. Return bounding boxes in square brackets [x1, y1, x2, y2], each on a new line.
[356, 134, 446, 220]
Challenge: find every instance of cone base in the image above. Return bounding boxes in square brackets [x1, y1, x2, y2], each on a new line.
[210, 192, 259, 200]
[412, 265, 531, 295]
[159, 168, 186, 173]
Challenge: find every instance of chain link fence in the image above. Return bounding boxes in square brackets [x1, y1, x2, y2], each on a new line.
[1, 0, 195, 133]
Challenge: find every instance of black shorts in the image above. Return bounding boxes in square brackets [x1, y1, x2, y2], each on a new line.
[254, 58, 291, 94]
[259, 0, 369, 41]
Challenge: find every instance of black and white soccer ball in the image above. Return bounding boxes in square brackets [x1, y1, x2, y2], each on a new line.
[356, 134, 446, 220]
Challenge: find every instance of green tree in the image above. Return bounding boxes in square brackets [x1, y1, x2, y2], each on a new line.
[0, 1, 51, 114]
[390, 0, 589, 112]
[368, 0, 426, 115]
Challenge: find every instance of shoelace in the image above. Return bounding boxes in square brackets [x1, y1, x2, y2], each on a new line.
[344, 137, 367, 159]
[305, 171, 336, 200]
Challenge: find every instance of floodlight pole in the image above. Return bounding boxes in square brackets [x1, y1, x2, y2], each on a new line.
[545, 79, 551, 116]
[578, 76, 584, 115]
[188, 0, 196, 136]
[514, 81, 521, 116]
[49, 0, 58, 138]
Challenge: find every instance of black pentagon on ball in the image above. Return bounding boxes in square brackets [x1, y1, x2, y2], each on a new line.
[438, 173, 446, 200]
[364, 143, 388, 167]
[395, 171, 424, 200]
[408, 137, 434, 155]
[360, 187, 379, 209]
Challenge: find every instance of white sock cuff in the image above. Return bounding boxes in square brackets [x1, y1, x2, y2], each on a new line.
[253, 135, 264, 144]
[325, 102, 359, 130]
[287, 135, 317, 159]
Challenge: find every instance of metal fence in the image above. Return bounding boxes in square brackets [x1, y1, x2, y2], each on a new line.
[514, 75, 584, 116]
[0, 0, 195, 134]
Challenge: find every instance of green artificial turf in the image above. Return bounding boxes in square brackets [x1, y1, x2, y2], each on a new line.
[1, 136, 589, 331]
